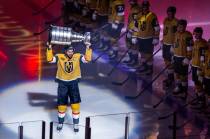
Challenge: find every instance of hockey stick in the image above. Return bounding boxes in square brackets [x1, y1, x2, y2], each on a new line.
[153, 92, 171, 108]
[92, 52, 106, 63]
[158, 97, 198, 120]
[125, 64, 170, 99]
[90, 23, 110, 39]
[93, 31, 127, 63]
[97, 50, 129, 78]
[107, 48, 130, 76]
[112, 47, 162, 86]
[152, 83, 199, 109]
[33, 0, 56, 15]
[97, 48, 130, 77]
[181, 97, 198, 108]
[93, 23, 110, 33]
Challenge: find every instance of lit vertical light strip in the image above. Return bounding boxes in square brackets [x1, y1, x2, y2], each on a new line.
[38, 24, 42, 81]
[38, 0, 43, 81]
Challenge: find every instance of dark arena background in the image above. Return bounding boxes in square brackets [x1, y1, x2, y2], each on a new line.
[0, 0, 210, 139]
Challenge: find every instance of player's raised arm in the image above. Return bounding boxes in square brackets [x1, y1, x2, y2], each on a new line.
[81, 42, 92, 63]
[46, 42, 57, 63]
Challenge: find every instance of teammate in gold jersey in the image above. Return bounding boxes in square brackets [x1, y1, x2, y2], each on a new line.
[107, 0, 125, 59]
[123, 0, 142, 67]
[162, 6, 178, 89]
[137, 0, 160, 75]
[191, 27, 208, 106]
[98, 0, 125, 59]
[172, 19, 193, 99]
[46, 42, 92, 132]
[198, 39, 210, 109]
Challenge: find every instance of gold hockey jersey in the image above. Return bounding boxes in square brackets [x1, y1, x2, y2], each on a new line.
[46, 48, 92, 81]
[137, 12, 160, 39]
[174, 31, 193, 59]
[163, 17, 178, 45]
[109, 0, 125, 23]
[127, 20, 139, 37]
[202, 48, 210, 78]
[192, 39, 208, 67]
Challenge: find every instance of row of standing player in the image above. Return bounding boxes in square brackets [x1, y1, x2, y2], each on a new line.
[98, 0, 210, 110]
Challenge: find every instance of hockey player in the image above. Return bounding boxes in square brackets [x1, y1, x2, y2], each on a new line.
[172, 19, 193, 99]
[46, 42, 92, 132]
[198, 39, 210, 109]
[137, 0, 160, 75]
[123, 0, 142, 67]
[190, 27, 208, 108]
[98, 0, 125, 60]
[162, 6, 178, 89]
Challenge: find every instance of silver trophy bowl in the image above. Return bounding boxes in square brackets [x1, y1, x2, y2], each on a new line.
[48, 25, 91, 45]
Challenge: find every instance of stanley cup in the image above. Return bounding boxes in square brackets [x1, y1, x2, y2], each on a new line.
[48, 25, 91, 45]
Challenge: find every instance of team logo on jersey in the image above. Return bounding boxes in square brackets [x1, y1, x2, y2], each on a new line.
[139, 17, 146, 31]
[65, 61, 73, 73]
